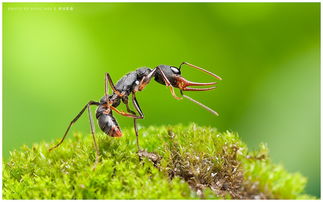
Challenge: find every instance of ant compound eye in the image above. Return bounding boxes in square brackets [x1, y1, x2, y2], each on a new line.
[170, 66, 181, 74]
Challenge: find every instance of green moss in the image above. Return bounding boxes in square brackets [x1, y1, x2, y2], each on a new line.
[3, 124, 314, 199]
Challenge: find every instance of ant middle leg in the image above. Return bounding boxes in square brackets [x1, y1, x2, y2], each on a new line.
[122, 95, 143, 153]
[122, 97, 136, 115]
[131, 92, 144, 152]
[131, 92, 161, 164]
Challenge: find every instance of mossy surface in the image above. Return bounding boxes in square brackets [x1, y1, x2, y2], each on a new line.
[3, 124, 315, 199]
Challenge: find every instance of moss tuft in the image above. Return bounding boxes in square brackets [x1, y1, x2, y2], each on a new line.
[3, 124, 314, 199]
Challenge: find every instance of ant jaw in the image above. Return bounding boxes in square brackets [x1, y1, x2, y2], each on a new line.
[182, 86, 217, 91]
[175, 76, 217, 91]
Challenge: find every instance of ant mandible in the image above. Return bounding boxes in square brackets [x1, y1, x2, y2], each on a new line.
[49, 62, 222, 167]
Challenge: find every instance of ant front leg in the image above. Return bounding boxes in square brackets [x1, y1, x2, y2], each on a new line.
[156, 67, 182, 100]
[138, 67, 182, 100]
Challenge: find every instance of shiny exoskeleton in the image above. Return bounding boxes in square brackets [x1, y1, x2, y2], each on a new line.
[49, 62, 222, 168]
[96, 67, 152, 137]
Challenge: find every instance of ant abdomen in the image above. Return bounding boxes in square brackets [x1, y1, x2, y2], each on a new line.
[96, 105, 122, 137]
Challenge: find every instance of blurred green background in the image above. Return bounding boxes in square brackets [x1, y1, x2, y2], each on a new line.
[3, 2, 320, 197]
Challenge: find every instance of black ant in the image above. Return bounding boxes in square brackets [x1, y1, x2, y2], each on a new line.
[49, 62, 222, 168]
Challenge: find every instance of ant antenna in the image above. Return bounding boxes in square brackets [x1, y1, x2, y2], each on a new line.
[179, 62, 222, 80]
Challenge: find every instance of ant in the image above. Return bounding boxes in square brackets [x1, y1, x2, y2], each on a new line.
[49, 62, 222, 168]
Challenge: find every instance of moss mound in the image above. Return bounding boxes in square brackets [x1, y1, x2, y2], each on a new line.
[3, 124, 314, 199]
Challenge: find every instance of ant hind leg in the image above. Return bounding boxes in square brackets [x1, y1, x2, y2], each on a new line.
[87, 103, 100, 170]
[48, 100, 101, 169]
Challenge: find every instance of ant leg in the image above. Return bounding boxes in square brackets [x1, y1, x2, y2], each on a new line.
[109, 105, 143, 119]
[87, 103, 100, 170]
[126, 104, 136, 115]
[104, 73, 110, 103]
[133, 119, 140, 152]
[138, 67, 181, 100]
[156, 67, 182, 100]
[106, 73, 125, 97]
[122, 97, 136, 115]
[131, 92, 144, 118]
[123, 100, 140, 151]
[131, 92, 144, 152]
[137, 68, 157, 91]
[121, 94, 143, 153]
[104, 72, 123, 106]
[122, 99, 141, 151]
[49, 101, 100, 152]
[103, 73, 140, 118]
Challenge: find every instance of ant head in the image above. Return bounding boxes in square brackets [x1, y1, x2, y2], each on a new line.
[154, 65, 181, 86]
[152, 62, 222, 116]
[154, 63, 222, 91]
[170, 66, 182, 75]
